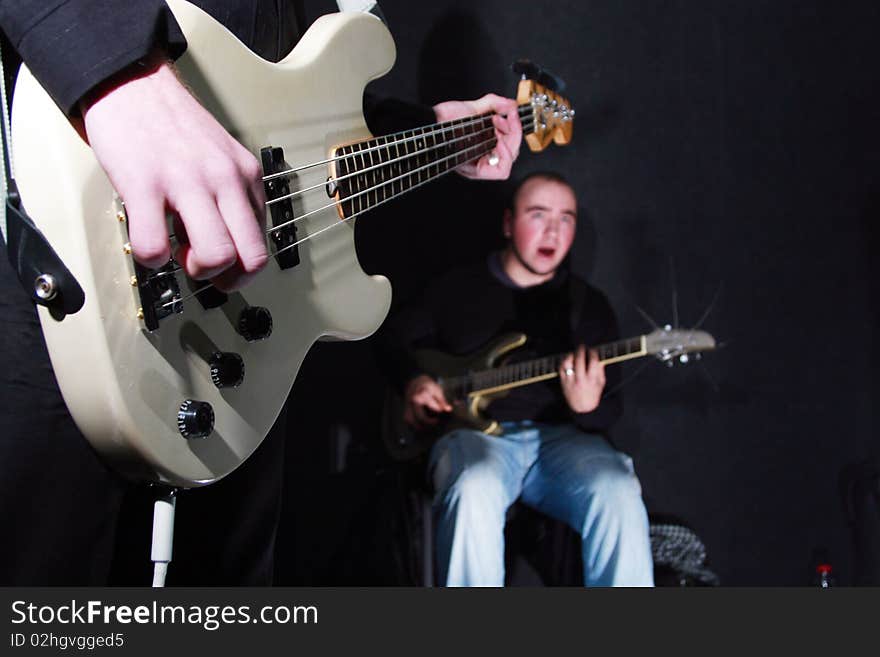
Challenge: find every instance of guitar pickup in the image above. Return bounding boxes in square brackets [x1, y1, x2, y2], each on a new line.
[261, 146, 300, 270]
[135, 261, 183, 331]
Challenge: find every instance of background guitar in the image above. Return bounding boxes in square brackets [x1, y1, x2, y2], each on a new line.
[383, 327, 715, 462]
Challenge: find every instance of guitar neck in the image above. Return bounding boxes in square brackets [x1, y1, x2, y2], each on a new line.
[332, 105, 534, 218]
[444, 336, 648, 399]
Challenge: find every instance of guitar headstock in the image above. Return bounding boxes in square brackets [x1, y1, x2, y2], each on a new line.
[644, 328, 716, 366]
[517, 79, 574, 152]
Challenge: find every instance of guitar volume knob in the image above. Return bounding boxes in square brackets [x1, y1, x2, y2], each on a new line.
[209, 351, 245, 388]
[177, 399, 214, 439]
[238, 306, 273, 342]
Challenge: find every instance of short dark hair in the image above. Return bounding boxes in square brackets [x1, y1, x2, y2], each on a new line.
[506, 170, 574, 211]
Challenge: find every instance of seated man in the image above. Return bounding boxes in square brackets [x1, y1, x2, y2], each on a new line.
[377, 171, 653, 586]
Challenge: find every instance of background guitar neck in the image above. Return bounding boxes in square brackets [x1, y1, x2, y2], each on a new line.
[444, 335, 647, 399]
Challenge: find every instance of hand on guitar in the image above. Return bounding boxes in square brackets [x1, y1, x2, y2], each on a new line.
[79, 50, 268, 292]
[559, 346, 606, 413]
[403, 374, 453, 429]
[432, 94, 522, 180]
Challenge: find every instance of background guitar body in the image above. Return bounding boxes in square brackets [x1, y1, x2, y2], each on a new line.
[11, 0, 396, 486]
[382, 332, 528, 462]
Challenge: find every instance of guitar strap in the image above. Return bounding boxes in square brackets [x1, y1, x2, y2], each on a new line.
[0, 46, 87, 314]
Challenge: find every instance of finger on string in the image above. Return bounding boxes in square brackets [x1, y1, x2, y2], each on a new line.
[173, 193, 237, 280]
[492, 112, 511, 136]
[495, 109, 522, 142]
[559, 353, 574, 381]
[217, 184, 269, 274]
[211, 260, 255, 292]
[425, 396, 445, 413]
[438, 394, 453, 412]
[125, 193, 173, 268]
[571, 346, 585, 381]
[430, 389, 452, 413]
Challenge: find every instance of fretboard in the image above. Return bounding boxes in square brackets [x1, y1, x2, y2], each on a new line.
[443, 335, 647, 400]
[333, 106, 532, 219]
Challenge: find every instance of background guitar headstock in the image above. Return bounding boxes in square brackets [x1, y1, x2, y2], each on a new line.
[644, 328, 716, 366]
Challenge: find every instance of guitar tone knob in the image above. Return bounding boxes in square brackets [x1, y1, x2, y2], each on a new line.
[177, 399, 214, 439]
[209, 352, 245, 388]
[238, 306, 273, 342]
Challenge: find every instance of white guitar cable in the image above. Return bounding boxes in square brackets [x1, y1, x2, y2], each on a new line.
[150, 490, 178, 587]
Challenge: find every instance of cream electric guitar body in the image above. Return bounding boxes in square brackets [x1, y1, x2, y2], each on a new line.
[11, 1, 573, 486]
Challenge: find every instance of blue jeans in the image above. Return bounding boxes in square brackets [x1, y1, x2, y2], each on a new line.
[428, 421, 654, 587]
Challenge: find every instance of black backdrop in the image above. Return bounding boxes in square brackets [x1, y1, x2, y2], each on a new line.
[273, 0, 880, 586]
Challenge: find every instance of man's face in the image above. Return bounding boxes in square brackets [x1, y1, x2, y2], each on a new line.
[504, 178, 577, 277]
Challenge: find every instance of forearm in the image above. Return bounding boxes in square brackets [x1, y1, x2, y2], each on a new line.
[373, 322, 432, 393]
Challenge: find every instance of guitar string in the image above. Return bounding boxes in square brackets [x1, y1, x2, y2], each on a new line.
[262, 127, 504, 236]
[261, 104, 534, 183]
[165, 111, 533, 242]
[267, 113, 535, 250]
[158, 116, 536, 288]
[160, 137, 508, 308]
[265, 122, 498, 210]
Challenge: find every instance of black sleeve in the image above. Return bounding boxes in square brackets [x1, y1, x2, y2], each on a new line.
[372, 276, 450, 393]
[0, 1, 187, 116]
[570, 285, 624, 434]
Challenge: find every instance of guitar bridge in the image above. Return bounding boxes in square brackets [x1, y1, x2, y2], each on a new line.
[135, 261, 183, 331]
[261, 146, 300, 270]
